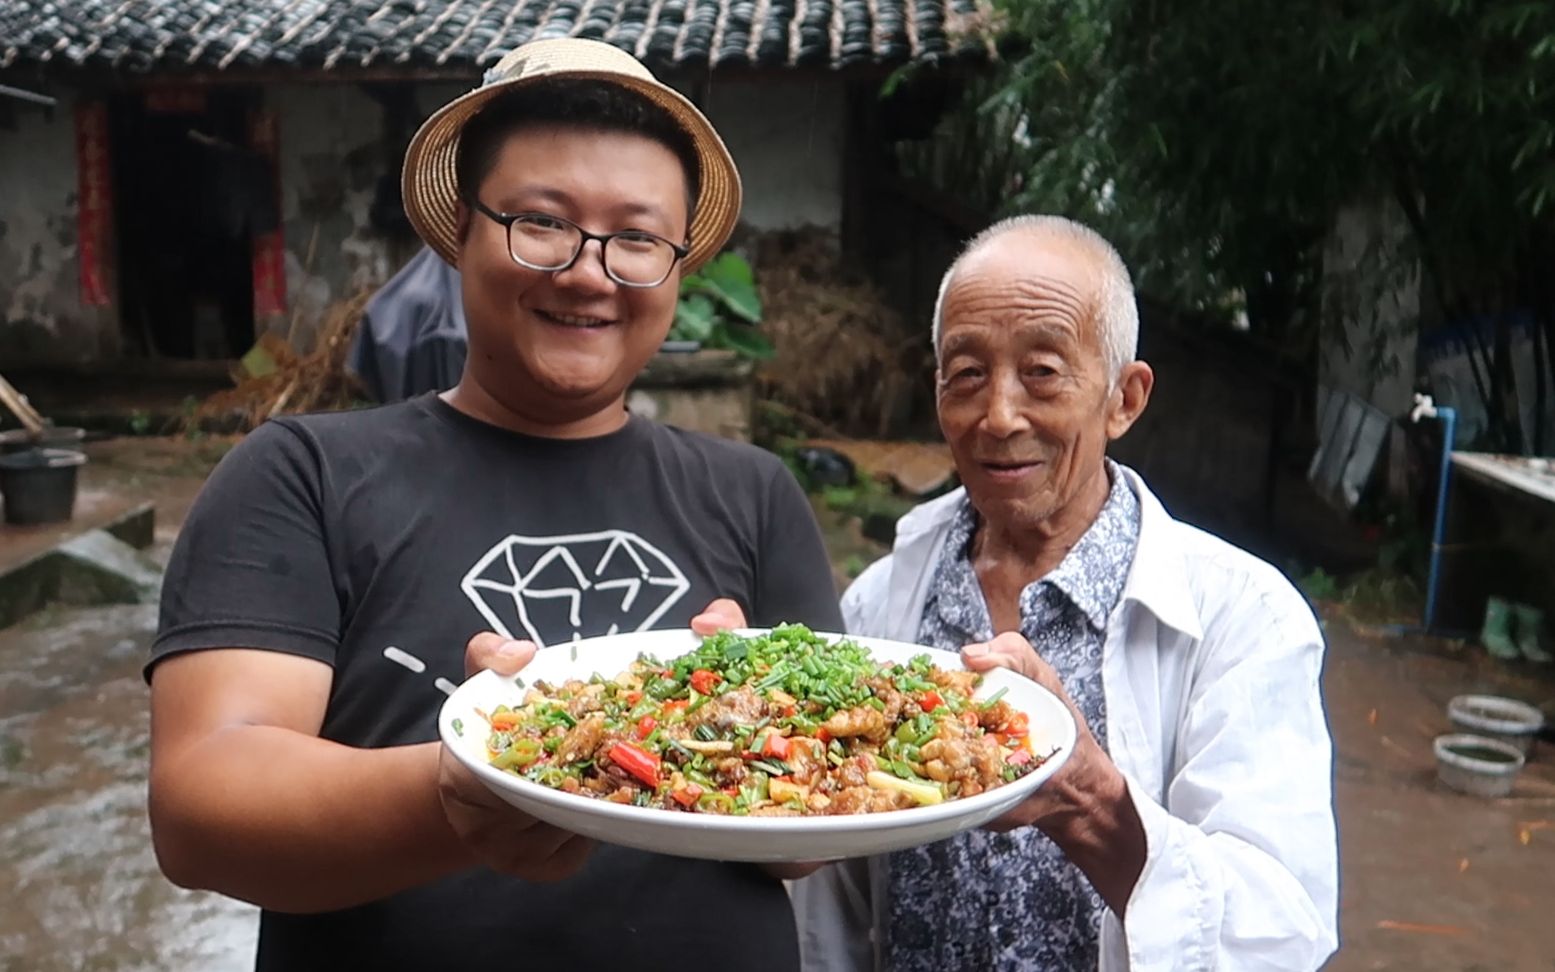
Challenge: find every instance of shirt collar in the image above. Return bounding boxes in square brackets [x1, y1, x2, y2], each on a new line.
[895, 465, 1206, 645]
[1113, 464, 1205, 641]
[934, 462, 1141, 635]
[1042, 462, 1141, 632]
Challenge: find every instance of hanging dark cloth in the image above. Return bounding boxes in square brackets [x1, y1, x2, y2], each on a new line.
[348, 246, 469, 402]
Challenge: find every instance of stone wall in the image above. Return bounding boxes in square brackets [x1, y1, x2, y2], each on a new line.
[0, 90, 112, 362]
[271, 81, 465, 347]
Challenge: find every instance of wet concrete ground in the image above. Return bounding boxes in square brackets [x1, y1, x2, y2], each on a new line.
[0, 436, 255, 972]
[1, 435, 1552, 970]
[1325, 620, 1555, 971]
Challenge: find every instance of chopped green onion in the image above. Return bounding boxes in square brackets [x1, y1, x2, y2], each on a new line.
[980, 687, 1009, 709]
[750, 757, 790, 777]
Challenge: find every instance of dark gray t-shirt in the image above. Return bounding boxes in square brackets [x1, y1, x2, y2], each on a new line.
[151, 393, 843, 972]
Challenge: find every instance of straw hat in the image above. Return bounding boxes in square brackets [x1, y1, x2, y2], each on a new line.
[401, 38, 741, 274]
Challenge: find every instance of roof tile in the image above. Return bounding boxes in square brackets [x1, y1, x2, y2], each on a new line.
[0, 0, 989, 73]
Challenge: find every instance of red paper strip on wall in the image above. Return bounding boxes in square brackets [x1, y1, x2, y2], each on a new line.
[75, 101, 112, 308]
[248, 108, 287, 318]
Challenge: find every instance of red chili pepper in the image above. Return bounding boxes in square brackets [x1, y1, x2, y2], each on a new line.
[624, 690, 643, 705]
[816, 727, 832, 744]
[608, 741, 661, 788]
[1004, 713, 1030, 737]
[761, 731, 790, 759]
[1008, 749, 1032, 766]
[662, 699, 689, 714]
[920, 690, 944, 713]
[689, 669, 722, 695]
[671, 783, 703, 807]
[636, 716, 657, 739]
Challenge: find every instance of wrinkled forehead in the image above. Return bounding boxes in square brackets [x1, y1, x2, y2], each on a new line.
[940, 235, 1104, 349]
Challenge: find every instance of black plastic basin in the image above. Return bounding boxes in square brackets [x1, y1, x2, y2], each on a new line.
[0, 448, 87, 525]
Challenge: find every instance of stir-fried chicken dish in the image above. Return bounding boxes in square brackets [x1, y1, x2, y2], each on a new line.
[482, 625, 1053, 816]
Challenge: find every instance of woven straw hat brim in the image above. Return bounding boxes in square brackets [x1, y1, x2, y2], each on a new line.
[402, 57, 740, 275]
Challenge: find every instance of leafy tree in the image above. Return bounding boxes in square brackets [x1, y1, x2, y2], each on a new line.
[900, 0, 1555, 450]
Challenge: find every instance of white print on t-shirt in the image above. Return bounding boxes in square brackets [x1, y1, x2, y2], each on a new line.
[381, 645, 460, 695]
[459, 530, 691, 647]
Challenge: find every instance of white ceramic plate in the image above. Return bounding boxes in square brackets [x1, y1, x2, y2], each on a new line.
[438, 628, 1077, 862]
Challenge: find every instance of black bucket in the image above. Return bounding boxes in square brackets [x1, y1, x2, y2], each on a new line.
[0, 448, 87, 525]
[0, 426, 86, 455]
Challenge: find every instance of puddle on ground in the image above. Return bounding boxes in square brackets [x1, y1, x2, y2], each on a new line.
[0, 603, 256, 971]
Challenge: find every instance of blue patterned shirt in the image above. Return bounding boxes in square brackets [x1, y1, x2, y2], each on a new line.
[887, 463, 1142, 971]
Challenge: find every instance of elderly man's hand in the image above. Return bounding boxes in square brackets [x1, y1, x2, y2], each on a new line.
[961, 632, 1121, 833]
[436, 633, 595, 882]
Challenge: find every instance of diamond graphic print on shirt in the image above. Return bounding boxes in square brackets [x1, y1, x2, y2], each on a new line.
[460, 531, 691, 646]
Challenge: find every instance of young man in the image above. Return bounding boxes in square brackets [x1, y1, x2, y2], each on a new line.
[147, 39, 841, 971]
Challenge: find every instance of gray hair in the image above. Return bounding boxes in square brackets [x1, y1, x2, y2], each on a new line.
[931, 215, 1139, 383]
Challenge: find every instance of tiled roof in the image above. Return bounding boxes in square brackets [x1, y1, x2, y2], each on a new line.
[0, 0, 992, 74]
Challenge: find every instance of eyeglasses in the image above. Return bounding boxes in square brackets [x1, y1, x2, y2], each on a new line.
[465, 197, 689, 288]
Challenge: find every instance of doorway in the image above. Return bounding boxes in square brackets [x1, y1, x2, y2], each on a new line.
[111, 87, 274, 360]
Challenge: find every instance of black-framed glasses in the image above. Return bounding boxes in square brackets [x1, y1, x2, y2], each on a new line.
[465, 197, 690, 288]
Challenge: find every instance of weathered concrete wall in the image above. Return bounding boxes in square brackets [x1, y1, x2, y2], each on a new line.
[700, 79, 845, 232]
[1, 77, 849, 363]
[271, 82, 463, 346]
[0, 91, 113, 362]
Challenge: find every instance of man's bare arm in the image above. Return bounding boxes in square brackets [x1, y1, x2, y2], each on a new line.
[148, 649, 476, 912]
[148, 647, 589, 914]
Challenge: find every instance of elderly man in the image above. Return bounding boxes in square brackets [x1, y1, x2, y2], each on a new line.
[794, 215, 1338, 971]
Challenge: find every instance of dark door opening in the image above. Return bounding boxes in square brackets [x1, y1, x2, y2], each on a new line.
[111, 87, 274, 360]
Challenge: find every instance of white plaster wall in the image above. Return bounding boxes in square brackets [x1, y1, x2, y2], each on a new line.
[698, 79, 845, 231]
[0, 89, 108, 360]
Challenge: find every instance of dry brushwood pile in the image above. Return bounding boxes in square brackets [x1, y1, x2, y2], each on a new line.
[191, 291, 370, 432]
[750, 228, 931, 438]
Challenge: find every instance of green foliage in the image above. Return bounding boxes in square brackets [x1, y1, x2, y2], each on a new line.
[903, 0, 1555, 449]
[1298, 567, 1340, 603]
[668, 252, 775, 360]
[179, 396, 206, 441]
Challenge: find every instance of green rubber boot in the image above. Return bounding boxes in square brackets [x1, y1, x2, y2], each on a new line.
[1513, 603, 1553, 664]
[1481, 596, 1521, 660]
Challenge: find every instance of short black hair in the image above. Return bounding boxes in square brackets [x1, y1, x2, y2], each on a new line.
[455, 79, 701, 222]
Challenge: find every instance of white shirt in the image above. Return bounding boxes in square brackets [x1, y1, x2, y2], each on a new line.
[790, 466, 1339, 972]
